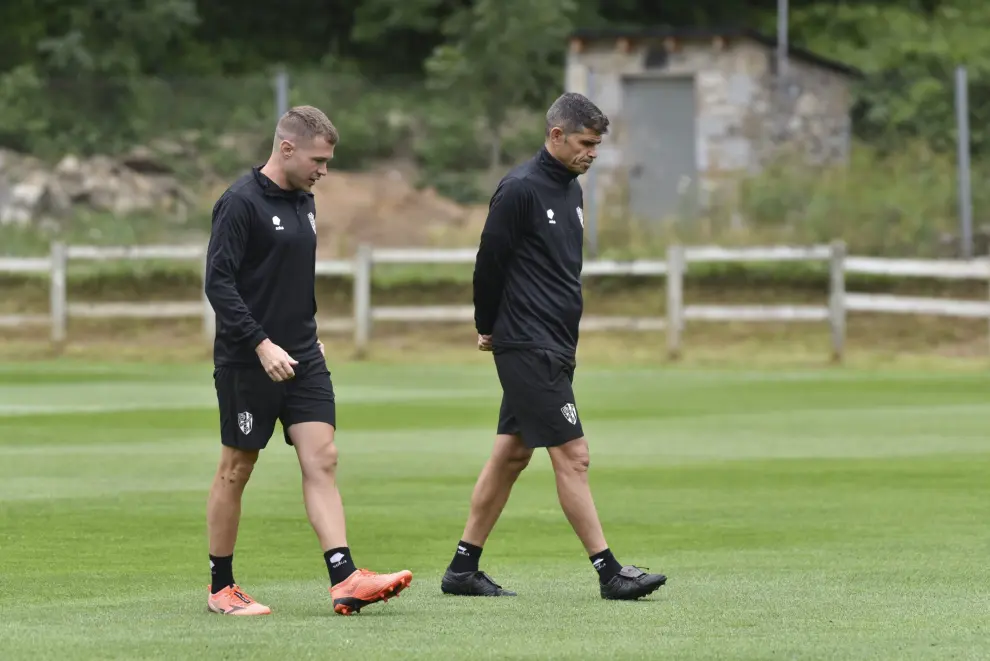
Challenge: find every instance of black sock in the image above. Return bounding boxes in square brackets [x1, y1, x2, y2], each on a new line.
[449, 540, 483, 573]
[210, 554, 234, 594]
[590, 548, 623, 583]
[325, 547, 357, 586]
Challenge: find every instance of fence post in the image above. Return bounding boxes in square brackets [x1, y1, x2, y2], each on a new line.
[201, 249, 215, 341]
[828, 240, 846, 363]
[352, 243, 372, 358]
[274, 67, 289, 123]
[666, 244, 684, 360]
[49, 241, 67, 346]
[955, 66, 973, 259]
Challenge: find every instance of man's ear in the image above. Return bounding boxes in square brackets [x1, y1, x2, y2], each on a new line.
[279, 139, 295, 159]
[548, 127, 565, 145]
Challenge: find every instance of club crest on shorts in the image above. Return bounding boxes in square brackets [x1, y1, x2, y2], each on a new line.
[238, 411, 253, 435]
[308, 211, 316, 234]
[561, 403, 578, 425]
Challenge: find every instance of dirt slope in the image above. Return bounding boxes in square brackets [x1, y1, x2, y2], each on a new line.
[309, 165, 489, 258]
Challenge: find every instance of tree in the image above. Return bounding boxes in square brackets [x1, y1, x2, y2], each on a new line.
[424, 0, 578, 173]
[785, 0, 990, 156]
[0, 0, 200, 154]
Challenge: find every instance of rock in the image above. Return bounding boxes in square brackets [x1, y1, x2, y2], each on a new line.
[1, 172, 47, 226]
[148, 139, 187, 157]
[55, 154, 83, 176]
[121, 145, 174, 174]
[11, 173, 46, 208]
[0, 147, 194, 226]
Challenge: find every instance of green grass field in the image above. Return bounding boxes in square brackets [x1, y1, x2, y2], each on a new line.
[1, 359, 988, 660]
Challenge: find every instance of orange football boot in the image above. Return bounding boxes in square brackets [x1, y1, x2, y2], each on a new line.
[207, 585, 272, 616]
[329, 568, 413, 615]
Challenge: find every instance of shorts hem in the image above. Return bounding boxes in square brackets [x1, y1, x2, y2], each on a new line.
[281, 411, 336, 446]
[219, 435, 271, 452]
[517, 429, 584, 449]
[281, 415, 336, 431]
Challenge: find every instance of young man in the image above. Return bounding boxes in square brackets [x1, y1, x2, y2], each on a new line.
[204, 105, 412, 616]
[440, 93, 667, 601]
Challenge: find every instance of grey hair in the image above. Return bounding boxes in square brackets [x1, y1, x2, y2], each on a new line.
[545, 93, 610, 137]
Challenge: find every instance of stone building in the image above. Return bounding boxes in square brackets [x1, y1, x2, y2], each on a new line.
[565, 27, 861, 224]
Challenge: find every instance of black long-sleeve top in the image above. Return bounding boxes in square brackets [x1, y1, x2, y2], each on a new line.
[204, 168, 322, 367]
[473, 147, 585, 359]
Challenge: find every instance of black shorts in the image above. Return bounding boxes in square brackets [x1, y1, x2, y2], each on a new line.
[213, 358, 336, 451]
[493, 348, 583, 448]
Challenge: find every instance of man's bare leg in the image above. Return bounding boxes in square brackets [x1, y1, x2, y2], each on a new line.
[547, 437, 667, 599]
[461, 434, 534, 546]
[441, 434, 532, 596]
[206, 446, 272, 615]
[546, 437, 607, 555]
[207, 446, 259, 584]
[289, 421, 413, 615]
[290, 422, 347, 551]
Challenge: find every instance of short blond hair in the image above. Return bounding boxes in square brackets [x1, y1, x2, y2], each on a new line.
[275, 105, 339, 145]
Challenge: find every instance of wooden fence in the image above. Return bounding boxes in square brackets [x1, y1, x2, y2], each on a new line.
[1, 242, 987, 360]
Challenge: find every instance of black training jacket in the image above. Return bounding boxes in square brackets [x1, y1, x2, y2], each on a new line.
[204, 167, 322, 368]
[473, 147, 585, 359]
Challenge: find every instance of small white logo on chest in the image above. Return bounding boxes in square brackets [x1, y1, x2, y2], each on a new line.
[308, 212, 316, 234]
[272, 216, 283, 231]
[547, 209, 555, 224]
[576, 207, 584, 227]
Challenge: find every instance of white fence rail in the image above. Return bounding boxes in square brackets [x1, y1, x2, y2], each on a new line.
[1, 242, 988, 360]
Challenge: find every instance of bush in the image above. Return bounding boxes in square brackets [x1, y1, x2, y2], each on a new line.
[737, 142, 984, 257]
[596, 141, 989, 259]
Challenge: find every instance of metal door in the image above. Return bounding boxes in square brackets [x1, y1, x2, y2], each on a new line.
[622, 76, 699, 223]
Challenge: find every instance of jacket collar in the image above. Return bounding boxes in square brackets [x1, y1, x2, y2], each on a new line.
[538, 146, 579, 185]
[252, 166, 312, 200]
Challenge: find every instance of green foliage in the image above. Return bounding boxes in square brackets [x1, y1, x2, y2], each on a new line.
[3, 0, 990, 258]
[598, 140, 983, 259]
[351, 0, 450, 41]
[784, 1, 990, 156]
[424, 0, 577, 172]
[737, 140, 988, 257]
[1, 0, 983, 164]
[0, 65, 49, 152]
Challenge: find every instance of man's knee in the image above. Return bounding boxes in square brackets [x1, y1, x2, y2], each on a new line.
[493, 434, 533, 475]
[217, 447, 259, 486]
[305, 439, 339, 477]
[289, 422, 339, 479]
[549, 437, 590, 474]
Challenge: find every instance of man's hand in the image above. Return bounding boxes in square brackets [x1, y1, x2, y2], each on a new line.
[478, 334, 492, 351]
[318, 339, 325, 357]
[255, 339, 298, 382]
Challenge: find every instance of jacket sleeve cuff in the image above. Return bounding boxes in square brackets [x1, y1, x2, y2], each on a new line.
[248, 328, 269, 350]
